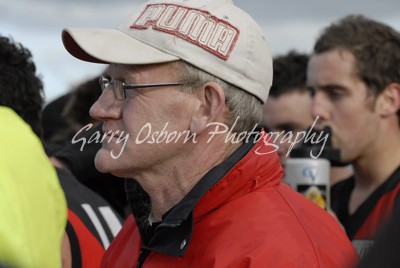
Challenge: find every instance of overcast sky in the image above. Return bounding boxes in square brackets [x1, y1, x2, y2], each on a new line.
[1, 0, 399, 103]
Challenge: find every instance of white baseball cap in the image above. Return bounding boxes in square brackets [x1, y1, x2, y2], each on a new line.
[62, 0, 272, 103]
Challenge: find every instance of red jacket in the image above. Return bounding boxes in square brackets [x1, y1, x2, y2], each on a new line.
[102, 137, 358, 268]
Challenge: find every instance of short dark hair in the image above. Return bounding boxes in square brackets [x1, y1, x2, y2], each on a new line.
[314, 15, 400, 102]
[269, 51, 310, 98]
[63, 75, 103, 130]
[0, 35, 44, 137]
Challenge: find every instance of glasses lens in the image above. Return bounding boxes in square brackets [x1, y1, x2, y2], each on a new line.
[98, 77, 125, 100]
[112, 80, 125, 100]
[99, 76, 109, 91]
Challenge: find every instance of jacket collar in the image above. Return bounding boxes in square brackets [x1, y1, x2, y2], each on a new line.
[125, 130, 283, 257]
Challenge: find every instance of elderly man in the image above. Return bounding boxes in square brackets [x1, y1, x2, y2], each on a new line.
[62, 0, 358, 267]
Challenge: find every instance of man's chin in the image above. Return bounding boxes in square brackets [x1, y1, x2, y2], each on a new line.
[94, 160, 109, 174]
[94, 151, 112, 173]
[94, 151, 128, 178]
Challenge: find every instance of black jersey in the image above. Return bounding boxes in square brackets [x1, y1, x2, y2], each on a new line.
[331, 166, 400, 257]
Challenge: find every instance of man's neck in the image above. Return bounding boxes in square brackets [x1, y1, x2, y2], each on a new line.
[132, 136, 242, 221]
[353, 132, 400, 188]
[349, 129, 400, 214]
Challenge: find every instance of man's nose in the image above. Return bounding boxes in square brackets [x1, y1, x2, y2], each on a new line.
[311, 91, 329, 125]
[89, 87, 121, 121]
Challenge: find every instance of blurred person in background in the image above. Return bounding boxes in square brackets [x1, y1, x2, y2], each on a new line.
[42, 73, 105, 148]
[63, 74, 104, 135]
[0, 34, 123, 267]
[261, 50, 353, 184]
[0, 107, 67, 268]
[41, 93, 71, 146]
[42, 74, 128, 218]
[307, 15, 400, 258]
[0, 35, 67, 267]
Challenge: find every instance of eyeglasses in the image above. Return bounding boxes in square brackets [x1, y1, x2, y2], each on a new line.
[99, 76, 184, 100]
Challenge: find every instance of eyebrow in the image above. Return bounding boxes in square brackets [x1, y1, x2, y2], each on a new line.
[307, 83, 349, 92]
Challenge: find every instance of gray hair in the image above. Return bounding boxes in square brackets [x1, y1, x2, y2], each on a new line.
[175, 61, 262, 133]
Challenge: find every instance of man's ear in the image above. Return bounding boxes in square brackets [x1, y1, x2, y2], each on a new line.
[190, 82, 225, 135]
[377, 83, 400, 117]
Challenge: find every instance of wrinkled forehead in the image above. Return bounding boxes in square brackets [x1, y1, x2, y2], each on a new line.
[105, 62, 182, 80]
